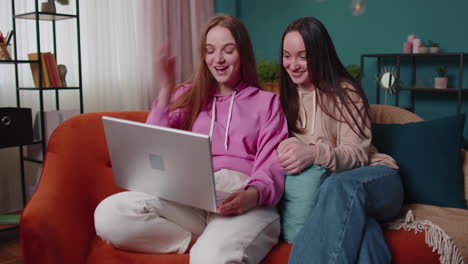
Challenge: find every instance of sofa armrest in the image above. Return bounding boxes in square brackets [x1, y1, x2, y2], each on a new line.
[21, 153, 99, 264]
[21, 111, 149, 264]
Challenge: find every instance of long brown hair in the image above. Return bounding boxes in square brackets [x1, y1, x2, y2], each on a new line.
[171, 15, 260, 130]
[279, 17, 370, 138]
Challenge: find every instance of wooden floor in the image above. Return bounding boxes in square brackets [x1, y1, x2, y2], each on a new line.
[0, 227, 22, 264]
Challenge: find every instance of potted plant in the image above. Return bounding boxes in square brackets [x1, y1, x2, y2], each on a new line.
[419, 42, 429, 54]
[41, 0, 69, 13]
[257, 59, 279, 93]
[429, 41, 440, 54]
[435, 66, 448, 89]
[345, 64, 361, 82]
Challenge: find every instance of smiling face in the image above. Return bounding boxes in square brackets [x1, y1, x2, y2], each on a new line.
[205, 26, 241, 92]
[282, 31, 313, 90]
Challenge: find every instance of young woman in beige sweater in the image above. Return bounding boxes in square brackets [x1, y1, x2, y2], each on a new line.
[277, 17, 403, 264]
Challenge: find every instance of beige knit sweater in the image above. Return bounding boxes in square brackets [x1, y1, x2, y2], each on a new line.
[278, 86, 398, 173]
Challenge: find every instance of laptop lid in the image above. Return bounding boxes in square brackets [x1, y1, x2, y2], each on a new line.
[102, 116, 219, 212]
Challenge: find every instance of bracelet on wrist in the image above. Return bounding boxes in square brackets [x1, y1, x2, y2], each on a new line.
[246, 185, 257, 190]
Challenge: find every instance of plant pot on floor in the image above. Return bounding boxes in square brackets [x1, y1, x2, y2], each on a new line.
[435, 77, 448, 89]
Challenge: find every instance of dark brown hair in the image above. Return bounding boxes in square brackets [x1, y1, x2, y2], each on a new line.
[171, 15, 260, 130]
[279, 17, 370, 138]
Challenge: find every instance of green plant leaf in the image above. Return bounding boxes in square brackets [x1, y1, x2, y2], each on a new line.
[257, 59, 279, 83]
[345, 64, 361, 81]
[435, 66, 447, 77]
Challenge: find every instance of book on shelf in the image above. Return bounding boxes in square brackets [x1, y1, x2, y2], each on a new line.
[43, 52, 62, 87]
[28, 52, 62, 88]
[43, 52, 56, 87]
[0, 214, 20, 224]
[50, 53, 62, 87]
[28, 52, 50, 88]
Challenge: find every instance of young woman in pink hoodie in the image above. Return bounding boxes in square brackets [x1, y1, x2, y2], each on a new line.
[277, 17, 403, 264]
[94, 15, 288, 264]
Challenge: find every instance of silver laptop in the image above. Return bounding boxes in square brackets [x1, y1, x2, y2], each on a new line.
[102, 116, 229, 213]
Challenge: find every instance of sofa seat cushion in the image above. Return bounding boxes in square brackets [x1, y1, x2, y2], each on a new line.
[86, 236, 290, 264]
[86, 236, 190, 264]
[384, 229, 440, 264]
[86, 229, 439, 264]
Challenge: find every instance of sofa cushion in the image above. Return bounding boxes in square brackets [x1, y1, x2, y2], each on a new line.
[88, 232, 440, 264]
[372, 114, 467, 209]
[279, 165, 327, 243]
[383, 229, 440, 263]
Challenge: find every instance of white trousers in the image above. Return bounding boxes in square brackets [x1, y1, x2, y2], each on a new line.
[94, 169, 280, 264]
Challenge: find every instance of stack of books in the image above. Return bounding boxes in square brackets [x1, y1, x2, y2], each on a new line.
[28, 52, 62, 88]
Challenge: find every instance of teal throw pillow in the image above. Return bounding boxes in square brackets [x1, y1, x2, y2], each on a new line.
[372, 113, 467, 209]
[280, 165, 327, 243]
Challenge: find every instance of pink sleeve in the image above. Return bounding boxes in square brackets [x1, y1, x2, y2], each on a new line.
[246, 95, 288, 206]
[145, 100, 184, 128]
[145, 85, 189, 128]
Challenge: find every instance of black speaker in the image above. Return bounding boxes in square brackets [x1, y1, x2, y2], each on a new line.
[0, 108, 33, 148]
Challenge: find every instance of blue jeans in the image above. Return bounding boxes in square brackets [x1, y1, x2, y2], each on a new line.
[289, 165, 404, 264]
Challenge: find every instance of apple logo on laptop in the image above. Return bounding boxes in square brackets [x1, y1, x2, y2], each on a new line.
[149, 153, 165, 171]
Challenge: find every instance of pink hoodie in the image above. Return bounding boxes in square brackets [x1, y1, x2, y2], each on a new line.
[146, 82, 288, 206]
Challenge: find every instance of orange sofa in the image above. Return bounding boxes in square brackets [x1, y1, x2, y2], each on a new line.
[21, 105, 449, 264]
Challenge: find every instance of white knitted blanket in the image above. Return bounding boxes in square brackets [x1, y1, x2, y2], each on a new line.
[386, 204, 468, 264]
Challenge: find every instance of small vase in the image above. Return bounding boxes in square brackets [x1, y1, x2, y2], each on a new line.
[403, 41, 412, 54]
[434, 77, 448, 89]
[41, 0, 56, 13]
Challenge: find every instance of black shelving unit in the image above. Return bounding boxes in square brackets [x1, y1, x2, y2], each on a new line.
[360, 53, 468, 113]
[0, 0, 83, 230]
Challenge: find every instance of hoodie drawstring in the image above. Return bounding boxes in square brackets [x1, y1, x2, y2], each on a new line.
[299, 90, 307, 129]
[209, 97, 216, 140]
[298, 88, 316, 135]
[311, 89, 316, 134]
[209, 90, 237, 151]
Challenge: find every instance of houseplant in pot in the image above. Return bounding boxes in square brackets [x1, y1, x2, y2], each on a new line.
[428, 40, 440, 54]
[345, 64, 361, 82]
[419, 42, 430, 53]
[257, 59, 279, 93]
[435, 66, 448, 89]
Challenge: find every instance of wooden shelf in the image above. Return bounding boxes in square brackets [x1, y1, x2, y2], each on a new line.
[361, 53, 467, 113]
[362, 53, 468, 58]
[0, 59, 38, 64]
[399, 87, 468, 92]
[19, 86, 81, 91]
[2, 0, 84, 212]
[0, 214, 20, 232]
[0, 224, 19, 232]
[22, 157, 44, 164]
[15, 12, 76, 21]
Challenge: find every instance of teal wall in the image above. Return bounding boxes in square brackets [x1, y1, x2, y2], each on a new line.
[215, 0, 468, 65]
[215, 0, 468, 137]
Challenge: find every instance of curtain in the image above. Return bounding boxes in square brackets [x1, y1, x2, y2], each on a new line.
[142, 0, 214, 106]
[83, 0, 214, 112]
[0, 0, 214, 213]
